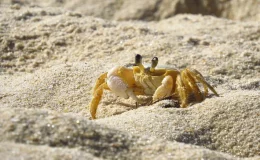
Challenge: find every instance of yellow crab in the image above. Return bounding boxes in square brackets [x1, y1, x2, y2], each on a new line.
[89, 54, 219, 119]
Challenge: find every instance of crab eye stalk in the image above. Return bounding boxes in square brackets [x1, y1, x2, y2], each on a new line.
[135, 54, 142, 65]
[135, 54, 145, 73]
[151, 57, 158, 68]
[150, 56, 158, 72]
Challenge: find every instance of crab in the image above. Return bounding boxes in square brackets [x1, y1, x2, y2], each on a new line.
[89, 54, 219, 119]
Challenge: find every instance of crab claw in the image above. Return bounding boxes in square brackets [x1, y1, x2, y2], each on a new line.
[107, 66, 140, 100]
[152, 75, 173, 102]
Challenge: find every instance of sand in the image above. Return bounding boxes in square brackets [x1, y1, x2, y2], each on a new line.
[0, 2, 260, 160]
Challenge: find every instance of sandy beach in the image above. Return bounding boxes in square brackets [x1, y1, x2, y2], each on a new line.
[0, 1, 260, 159]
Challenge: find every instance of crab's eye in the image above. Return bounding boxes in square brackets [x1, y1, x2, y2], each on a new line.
[135, 54, 142, 65]
[151, 57, 158, 68]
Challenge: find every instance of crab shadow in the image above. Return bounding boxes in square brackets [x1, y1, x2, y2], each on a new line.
[102, 92, 217, 117]
[103, 96, 153, 109]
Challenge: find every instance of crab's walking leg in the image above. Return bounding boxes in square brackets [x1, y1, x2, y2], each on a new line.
[176, 74, 189, 108]
[187, 68, 219, 97]
[92, 73, 107, 95]
[89, 72, 109, 119]
[153, 75, 173, 102]
[89, 83, 110, 119]
[181, 69, 204, 102]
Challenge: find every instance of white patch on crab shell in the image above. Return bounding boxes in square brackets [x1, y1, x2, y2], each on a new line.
[107, 66, 129, 99]
[107, 76, 129, 99]
[107, 66, 118, 77]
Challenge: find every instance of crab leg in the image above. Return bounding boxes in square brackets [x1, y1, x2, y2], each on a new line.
[89, 82, 110, 119]
[187, 68, 219, 97]
[92, 72, 108, 95]
[176, 74, 189, 108]
[181, 69, 204, 102]
[89, 72, 109, 119]
[186, 68, 208, 97]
